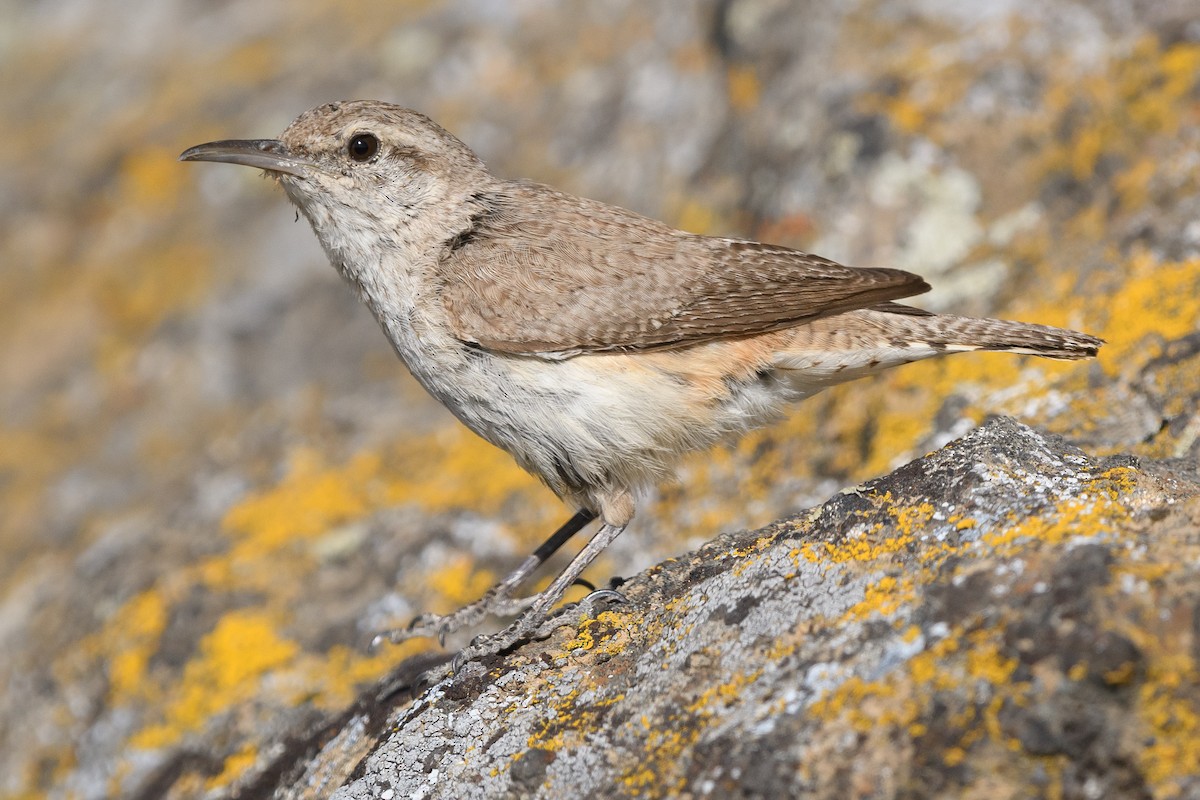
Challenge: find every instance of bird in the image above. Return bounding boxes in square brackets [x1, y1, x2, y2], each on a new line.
[180, 100, 1102, 664]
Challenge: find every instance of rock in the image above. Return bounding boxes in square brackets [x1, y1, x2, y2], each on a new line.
[237, 418, 1199, 799]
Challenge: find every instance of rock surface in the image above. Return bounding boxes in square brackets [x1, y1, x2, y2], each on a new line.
[250, 418, 1200, 799]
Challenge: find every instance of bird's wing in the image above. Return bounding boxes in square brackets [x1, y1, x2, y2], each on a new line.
[438, 182, 930, 355]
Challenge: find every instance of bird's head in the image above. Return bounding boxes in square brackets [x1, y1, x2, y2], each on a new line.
[181, 101, 493, 260]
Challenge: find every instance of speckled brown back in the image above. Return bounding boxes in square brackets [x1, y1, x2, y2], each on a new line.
[439, 181, 931, 354]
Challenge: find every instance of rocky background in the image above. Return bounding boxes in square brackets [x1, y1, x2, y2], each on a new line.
[1, 0, 1199, 798]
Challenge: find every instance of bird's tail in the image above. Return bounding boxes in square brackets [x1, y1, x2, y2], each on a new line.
[771, 306, 1102, 384]
[901, 312, 1103, 360]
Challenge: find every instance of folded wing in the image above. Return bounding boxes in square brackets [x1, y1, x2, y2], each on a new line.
[439, 182, 931, 355]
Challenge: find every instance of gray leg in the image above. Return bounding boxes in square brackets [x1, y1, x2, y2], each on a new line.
[371, 508, 597, 648]
[452, 521, 628, 669]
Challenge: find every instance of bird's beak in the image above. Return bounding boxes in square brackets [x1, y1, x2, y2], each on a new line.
[179, 139, 313, 178]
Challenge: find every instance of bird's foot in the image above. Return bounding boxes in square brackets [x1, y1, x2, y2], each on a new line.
[369, 588, 535, 650]
[449, 585, 628, 672]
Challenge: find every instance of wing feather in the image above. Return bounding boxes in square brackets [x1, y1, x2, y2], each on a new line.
[438, 182, 930, 355]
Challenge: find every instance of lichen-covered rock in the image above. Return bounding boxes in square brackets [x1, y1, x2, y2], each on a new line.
[263, 418, 1198, 799]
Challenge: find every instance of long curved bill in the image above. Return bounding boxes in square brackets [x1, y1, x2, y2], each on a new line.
[179, 139, 313, 178]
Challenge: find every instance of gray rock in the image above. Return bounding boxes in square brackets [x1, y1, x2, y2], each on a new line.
[242, 418, 1198, 799]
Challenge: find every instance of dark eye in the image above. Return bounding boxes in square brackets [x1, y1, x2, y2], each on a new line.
[347, 133, 379, 162]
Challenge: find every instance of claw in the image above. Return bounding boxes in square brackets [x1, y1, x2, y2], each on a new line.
[369, 615, 445, 652]
[415, 668, 438, 690]
[571, 577, 597, 592]
[584, 588, 626, 606]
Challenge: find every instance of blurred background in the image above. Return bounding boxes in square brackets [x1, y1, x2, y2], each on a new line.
[2, 0, 1199, 796]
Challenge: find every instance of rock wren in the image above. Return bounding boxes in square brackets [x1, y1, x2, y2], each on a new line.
[181, 100, 1101, 663]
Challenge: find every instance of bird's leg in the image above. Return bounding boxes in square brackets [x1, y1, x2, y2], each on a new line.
[452, 520, 629, 669]
[371, 508, 597, 648]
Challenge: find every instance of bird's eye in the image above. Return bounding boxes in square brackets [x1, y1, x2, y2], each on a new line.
[347, 133, 379, 162]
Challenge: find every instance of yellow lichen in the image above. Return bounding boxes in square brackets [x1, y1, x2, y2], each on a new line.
[205, 743, 259, 791]
[105, 590, 169, 705]
[1137, 655, 1200, 794]
[555, 611, 627, 657]
[846, 575, 914, 621]
[674, 200, 720, 237]
[525, 686, 625, 753]
[943, 747, 967, 766]
[297, 640, 429, 710]
[1093, 255, 1200, 368]
[964, 630, 1018, 686]
[727, 64, 761, 110]
[803, 464, 1142, 776]
[132, 610, 299, 749]
[1038, 37, 1200, 183]
[979, 467, 1136, 554]
[221, 448, 384, 553]
[425, 556, 496, 610]
[94, 244, 213, 374]
[684, 670, 761, 716]
[119, 146, 187, 209]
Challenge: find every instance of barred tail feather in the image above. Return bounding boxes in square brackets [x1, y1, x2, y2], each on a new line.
[769, 307, 1101, 387]
[923, 315, 1103, 360]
